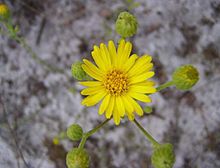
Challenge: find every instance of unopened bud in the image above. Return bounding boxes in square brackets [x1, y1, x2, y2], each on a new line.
[151, 143, 175, 168]
[67, 124, 83, 141]
[71, 61, 91, 81]
[66, 148, 90, 168]
[115, 11, 138, 38]
[144, 106, 153, 114]
[172, 65, 199, 90]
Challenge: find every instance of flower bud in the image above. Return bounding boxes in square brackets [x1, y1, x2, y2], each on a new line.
[66, 148, 90, 168]
[71, 61, 91, 81]
[144, 106, 153, 114]
[172, 65, 199, 90]
[115, 11, 138, 38]
[67, 124, 83, 141]
[151, 143, 175, 168]
[0, 3, 10, 20]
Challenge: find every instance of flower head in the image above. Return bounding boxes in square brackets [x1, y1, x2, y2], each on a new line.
[66, 148, 90, 168]
[172, 64, 199, 90]
[80, 40, 156, 125]
[151, 143, 175, 168]
[0, 3, 10, 20]
[115, 11, 138, 38]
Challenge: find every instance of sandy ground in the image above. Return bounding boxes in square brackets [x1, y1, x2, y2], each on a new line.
[0, 0, 220, 168]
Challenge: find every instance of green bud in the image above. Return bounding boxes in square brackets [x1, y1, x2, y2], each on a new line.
[172, 65, 199, 90]
[67, 124, 83, 141]
[0, 3, 10, 20]
[151, 143, 175, 168]
[144, 106, 153, 114]
[66, 148, 90, 168]
[115, 11, 138, 38]
[71, 61, 91, 81]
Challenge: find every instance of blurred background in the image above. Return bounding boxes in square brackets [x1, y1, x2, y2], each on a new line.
[0, 0, 220, 168]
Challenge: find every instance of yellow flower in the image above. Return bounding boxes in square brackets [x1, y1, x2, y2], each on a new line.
[80, 40, 156, 125]
[0, 3, 10, 20]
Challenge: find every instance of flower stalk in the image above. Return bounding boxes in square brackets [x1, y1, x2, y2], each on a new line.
[0, 6, 67, 75]
[156, 81, 174, 92]
[16, 37, 65, 74]
[78, 119, 110, 149]
[133, 119, 160, 147]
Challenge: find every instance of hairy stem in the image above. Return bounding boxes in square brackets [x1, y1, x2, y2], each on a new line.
[133, 119, 160, 147]
[16, 37, 66, 74]
[156, 81, 174, 92]
[1, 20, 67, 75]
[78, 119, 110, 149]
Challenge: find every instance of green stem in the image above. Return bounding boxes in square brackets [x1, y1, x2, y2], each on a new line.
[133, 119, 160, 147]
[156, 81, 174, 92]
[16, 37, 66, 74]
[78, 119, 110, 149]
[2, 20, 67, 75]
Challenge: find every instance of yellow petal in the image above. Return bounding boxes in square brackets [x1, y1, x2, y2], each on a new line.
[135, 81, 155, 87]
[81, 86, 104, 95]
[113, 109, 120, 125]
[79, 81, 102, 87]
[129, 63, 153, 77]
[105, 96, 115, 119]
[100, 43, 111, 67]
[129, 85, 156, 94]
[141, 54, 152, 63]
[83, 59, 104, 75]
[127, 113, 135, 121]
[115, 96, 125, 117]
[129, 71, 155, 84]
[128, 55, 152, 75]
[82, 64, 103, 81]
[81, 91, 106, 106]
[126, 96, 143, 116]
[92, 46, 106, 71]
[123, 54, 138, 72]
[116, 39, 125, 67]
[121, 95, 134, 121]
[117, 39, 125, 56]
[119, 41, 132, 67]
[99, 94, 110, 115]
[128, 91, 152, 103]
[108, 40, 117, 66]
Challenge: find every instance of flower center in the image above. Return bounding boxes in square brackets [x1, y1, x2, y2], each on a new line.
[104, 69, 128, 96]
